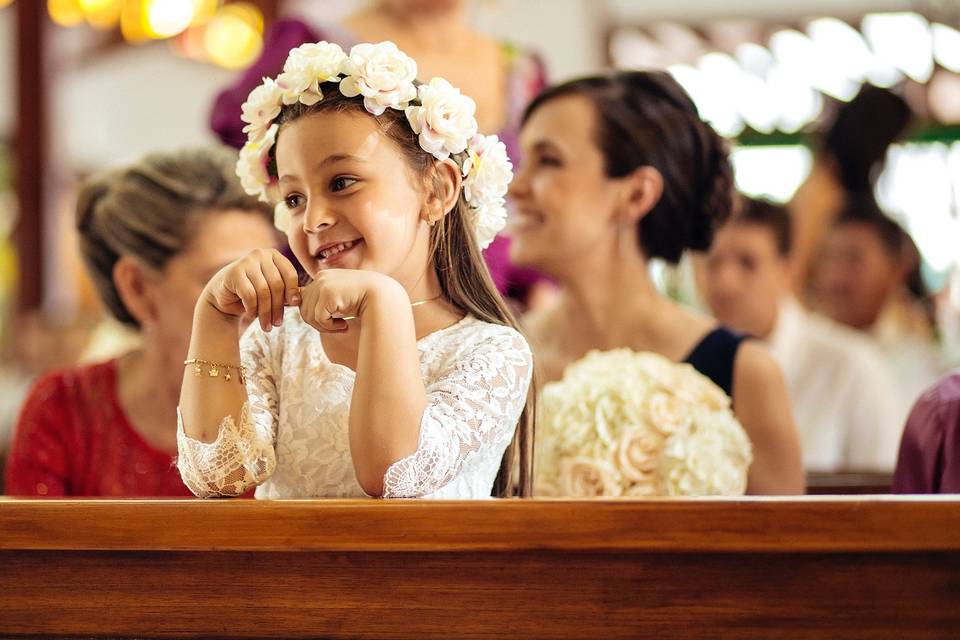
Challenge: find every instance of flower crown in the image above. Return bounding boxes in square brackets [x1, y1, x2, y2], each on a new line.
[236, 40, 513, 250]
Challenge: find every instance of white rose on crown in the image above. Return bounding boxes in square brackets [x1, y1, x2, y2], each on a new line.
[277, 41, 347, 106]
[467, 200, 508, 251]
[461, 134, 512, 249]
[405, 78, 478, 160]
[240, 78, 283, 142]
[273, 202, 291, 233]
[234, 40, 513, 250]
[463, 134, 512, 204]
[339, 41, 418, 116]
[236, 124, 278, 203]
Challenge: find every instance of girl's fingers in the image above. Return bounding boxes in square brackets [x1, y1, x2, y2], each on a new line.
[235, 279, 260, 324]
[260, 260, 287, 327]
[244, 266, 274, 332]
[270, 252, 302, 306]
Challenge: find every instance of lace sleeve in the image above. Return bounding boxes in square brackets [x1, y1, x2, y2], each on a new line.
[382, 326, 533, 498]
[176, 326, 279, 498]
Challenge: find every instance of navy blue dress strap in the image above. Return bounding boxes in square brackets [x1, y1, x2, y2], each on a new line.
[681, 327, 748, 398]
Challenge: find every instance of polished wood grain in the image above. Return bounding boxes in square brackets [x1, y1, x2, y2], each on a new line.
[1, 496, 958, 552]
[806, 471, 892, 494]
[1, 498, 958, 639]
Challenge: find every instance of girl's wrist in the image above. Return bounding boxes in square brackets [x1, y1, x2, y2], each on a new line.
[358, 276, 410, 319]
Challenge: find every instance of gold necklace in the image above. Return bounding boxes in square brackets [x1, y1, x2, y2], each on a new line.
[339, 294, 441, 321]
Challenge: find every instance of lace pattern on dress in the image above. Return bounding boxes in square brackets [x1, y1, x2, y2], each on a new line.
[382, 328, 532, 498]
[176, 310, 532, 499]
[176, 404, 276, 497]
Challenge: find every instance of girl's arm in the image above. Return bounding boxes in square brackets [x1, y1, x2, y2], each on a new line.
[732, 342, 806, 495]
[349, 279, 428, 496]
[177, 249, 299, 497]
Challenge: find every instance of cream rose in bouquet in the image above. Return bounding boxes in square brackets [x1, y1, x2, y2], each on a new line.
[535, 349, 752, 497]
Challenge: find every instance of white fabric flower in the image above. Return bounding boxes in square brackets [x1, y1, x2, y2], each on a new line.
[404, 77, 478, 160]
[277, 41, 347, 106]
[236, 124, 278, 203]
[339, 41, 418, 115]
[240, 78, 283, 142]
[273, 201, 292, 233]
[462, 134, 513, 249]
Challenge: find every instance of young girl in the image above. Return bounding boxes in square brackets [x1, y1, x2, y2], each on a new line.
[509, 72, 804, 494]
[177, 41, 534, 499]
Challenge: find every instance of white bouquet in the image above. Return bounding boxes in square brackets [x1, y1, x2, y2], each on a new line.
[535, 349, 752, 497]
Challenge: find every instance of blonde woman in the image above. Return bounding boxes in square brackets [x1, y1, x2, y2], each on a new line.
[5, 149, 278, 496]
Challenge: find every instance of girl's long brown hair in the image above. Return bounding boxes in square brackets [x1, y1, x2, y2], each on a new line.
[278, 89, 535, 497]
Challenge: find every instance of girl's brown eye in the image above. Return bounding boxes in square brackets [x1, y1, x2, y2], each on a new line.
[331, 177, 357, 192]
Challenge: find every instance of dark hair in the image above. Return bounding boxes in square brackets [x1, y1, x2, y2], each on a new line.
[730, 197, 793, 257]
[834, 191, 903, 256]
[522, 70, 735, 263]
[76, 147, 274, 328]
[834, 191, 934, 325]
[823, 86, 911, 190]
[276, 87, 535, 498]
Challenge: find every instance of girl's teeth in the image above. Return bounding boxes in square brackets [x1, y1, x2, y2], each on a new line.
[321, 240, 355, 259]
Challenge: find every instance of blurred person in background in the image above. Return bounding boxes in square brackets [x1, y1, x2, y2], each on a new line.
[788, 86, 912, 295]
[893, 371, 960, 494]
[4, 148, 278, 497]
[816, 194, 944, 421]
[703, 197, 904, 472]
[209, 0, 549, 308]
[509, 71, 804, 494]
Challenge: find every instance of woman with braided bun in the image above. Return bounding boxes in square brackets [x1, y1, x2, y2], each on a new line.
[5, 148, 278, 497]
[509, 72, 804, 494]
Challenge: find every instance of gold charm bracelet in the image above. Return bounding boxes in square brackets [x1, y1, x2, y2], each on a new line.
[183, 358, 247, 384]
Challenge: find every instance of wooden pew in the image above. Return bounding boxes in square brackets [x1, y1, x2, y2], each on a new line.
[1, 497, 958, 639]
[806, 471, 893, 494]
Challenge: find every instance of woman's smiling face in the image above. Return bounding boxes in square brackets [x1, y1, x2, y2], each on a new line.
[275, 110, 434, 284]
[507, 94, 625, 278]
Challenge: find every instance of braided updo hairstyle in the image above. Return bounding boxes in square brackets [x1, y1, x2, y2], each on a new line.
[522, 71, 735, 263]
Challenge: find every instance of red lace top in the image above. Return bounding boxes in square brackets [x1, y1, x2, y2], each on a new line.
[4, 359, 195, 497]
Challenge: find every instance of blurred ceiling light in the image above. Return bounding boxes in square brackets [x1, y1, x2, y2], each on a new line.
[671, 59, 744, 137]
[735, 42, 774, 79]
[144, 0, 195, 38]
[48, 0, 85, 26]
[731, 145, 813, 203]
[862, 12, 934, 84]
[190, 0, 218, 25]
[770, 28, 859, 101]
[77, 0, 115, 12]
[876, 143, 960, 273]
[932, 22, 960, 73]
[928, 70, 960, 123]
[203, 2, 263, 70]
[81, 0, 122, 29]
[736, 72, 778, 133]
[120, 0, 148, 42]
[697, 52, 757, 135]
[0, 0, 14, 8]
[767, 65, 823, 133]
[806, 17, 873, 85]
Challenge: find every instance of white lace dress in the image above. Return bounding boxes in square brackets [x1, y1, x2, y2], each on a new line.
[176, 308, 532, 499]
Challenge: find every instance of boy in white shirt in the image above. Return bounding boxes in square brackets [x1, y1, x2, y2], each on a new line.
[702, 198, 904, 472]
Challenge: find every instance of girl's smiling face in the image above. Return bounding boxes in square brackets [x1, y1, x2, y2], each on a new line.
[275, 110, 434, 285]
